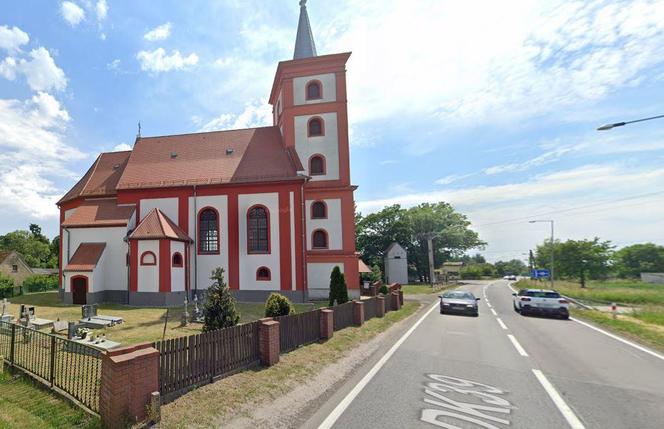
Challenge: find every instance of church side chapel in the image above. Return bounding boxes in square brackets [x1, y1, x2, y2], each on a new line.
[57, 1, 359, 306]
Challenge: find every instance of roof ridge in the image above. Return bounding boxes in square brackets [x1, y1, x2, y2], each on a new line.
[139, 125, 278, 140]
[80, 154, 103, 194]
[155, 209, 167, 237]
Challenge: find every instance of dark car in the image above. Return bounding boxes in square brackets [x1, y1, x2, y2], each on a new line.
[439, 291, 480, 316]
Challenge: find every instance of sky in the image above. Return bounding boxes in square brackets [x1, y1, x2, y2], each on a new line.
[1, 0, 664, 263]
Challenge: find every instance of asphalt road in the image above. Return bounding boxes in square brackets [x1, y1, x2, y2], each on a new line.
[308, 280, 664, 429]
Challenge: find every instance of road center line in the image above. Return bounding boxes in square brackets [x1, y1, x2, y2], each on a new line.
[496, 318, 508, 330]
[486, 301, 492, 308]
[318, 301, 439, 429]
[490, 308, 497, 316]
[532, 369, 586, 429]
[507, 334, 529, 356]
[570, 317, 664, 361]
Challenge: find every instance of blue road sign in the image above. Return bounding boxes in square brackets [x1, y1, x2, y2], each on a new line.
[531, 269, 550, 279]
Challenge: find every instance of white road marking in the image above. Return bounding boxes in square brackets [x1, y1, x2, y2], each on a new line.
[496, 318, 508, 330]
[490, 308, 497, 316]
[486, 302, 492, 308]
[570, 317, 664, 361]
[318, 301, 439, 429]
[532, 369, 586, 429]
[507, 334, 529, 357]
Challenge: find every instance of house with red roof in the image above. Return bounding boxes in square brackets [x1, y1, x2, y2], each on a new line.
[57, 1, 359, 305]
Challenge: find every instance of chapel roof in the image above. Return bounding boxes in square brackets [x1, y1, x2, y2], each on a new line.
[58, 151, 131, 205]
[61, 199, 135, 228]
[64, 243, 106, 272]
[129, 209, 191, 242]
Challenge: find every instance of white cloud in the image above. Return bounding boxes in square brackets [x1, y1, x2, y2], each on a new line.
[96, 0, 108, 21]
[0, 25, 29, 53]
[113, 142, 132, 151]
[136, 48, 198, 72]
[379, 160, 397, 166]
[0, 92, 85, 219]
[144, 23, 172, 41]
[212, 57, 234, 69]
[200, 99, 271, 132]
[435, 173, 476, 185]
[61, 1, 86, 26]
[106, 59, 120, 71]
[0, 47, 67, 92]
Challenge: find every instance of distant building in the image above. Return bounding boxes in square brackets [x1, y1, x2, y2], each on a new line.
[441, 262, 464, 283]
[384, 243, 408, 285]
[0, 250, 33, 286]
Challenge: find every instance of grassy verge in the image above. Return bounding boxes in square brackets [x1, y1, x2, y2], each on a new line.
[0, 370, 99, 429]
[160, 302, 420, 428]
[401, 284, 450, 295]
[515, 279, 664, 305]
[570, 308, 664, 352]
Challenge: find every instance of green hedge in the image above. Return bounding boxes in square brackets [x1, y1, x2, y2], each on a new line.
[0, 273, 15, 299]
[265, 293, 295, 317]
[22, 275, 58, 293]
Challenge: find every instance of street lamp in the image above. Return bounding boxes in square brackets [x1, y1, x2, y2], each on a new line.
[597, 114, 664, 131]
[529, 220, 554, 288]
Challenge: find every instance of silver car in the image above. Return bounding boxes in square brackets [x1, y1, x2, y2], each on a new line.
[439, 291, 480, 317]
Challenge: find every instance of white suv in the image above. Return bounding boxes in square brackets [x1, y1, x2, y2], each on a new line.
[512, 288, 569, 319]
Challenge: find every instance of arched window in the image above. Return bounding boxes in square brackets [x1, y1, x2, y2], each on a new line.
[312, 229, 328, 249]
[256, 266, 271, 281]
[172, 252, 183, 267]
[247, 205, 270, 254]
[198, 208, 219, 254]
[309, 155, 326, 175]
[140, 251, 156, 266]
[308, 117, 324, 137]
[311, 201, 327, 219]
[306, 80, 322, 100]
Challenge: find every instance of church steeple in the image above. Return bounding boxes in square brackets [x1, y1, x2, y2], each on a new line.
[293, 0, 317, 60]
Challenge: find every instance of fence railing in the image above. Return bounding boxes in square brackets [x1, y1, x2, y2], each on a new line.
[364, 296, 378, 321]
[153, 321, 261, 401]
[0, 320, 103, 413]
[332, 301, 355, 331]
[275, 309, 321, 353]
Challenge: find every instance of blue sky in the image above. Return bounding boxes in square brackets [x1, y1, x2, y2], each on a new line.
[1, 0, 664, 262]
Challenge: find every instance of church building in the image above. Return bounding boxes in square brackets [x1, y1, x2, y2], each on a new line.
[57, 1, 359, 305]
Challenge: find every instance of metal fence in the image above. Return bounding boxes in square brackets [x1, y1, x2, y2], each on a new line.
[363, 297, 378, 321]
[275, 309, 321, 353]
[0, 321, 103, 413]
[153, 321, 261, 401]
[332, 301, 355, 331]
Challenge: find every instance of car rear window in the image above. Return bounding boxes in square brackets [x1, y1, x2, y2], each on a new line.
[525, 291, 560, 298]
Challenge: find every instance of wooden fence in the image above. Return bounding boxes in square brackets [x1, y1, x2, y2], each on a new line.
[275, 309, 321, 353]
[332, 301, 355, 331]
[364, 296, 378, 321]
[384, 294, 394, 312]
[0, 320, 103, 413]
[152, 321, 261, 401]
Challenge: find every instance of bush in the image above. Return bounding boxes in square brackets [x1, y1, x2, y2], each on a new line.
[22, 275, 58, 293]
[379, 284, 389, 295]
[264, 293, 295, 317]
[0, 273, 14, 299]
[203, 267, 240, 332]
[328, 266, 349, 306]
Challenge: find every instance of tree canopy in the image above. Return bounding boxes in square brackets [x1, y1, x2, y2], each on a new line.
[0, 224, 58, 268]
[613, 243, 664, 278]
[534, 237, 613, 283]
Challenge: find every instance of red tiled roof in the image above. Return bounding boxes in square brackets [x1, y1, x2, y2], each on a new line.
[58, 151, 132, 205]
[358, 259, 372, 273]
[65, 243, 106, 272]
[62, 199, 135, 228]
[116, 127, 303, 189]
[129, 209, 191, 242]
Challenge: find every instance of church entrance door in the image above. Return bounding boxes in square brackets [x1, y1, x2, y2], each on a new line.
[72, 277, 87, 305]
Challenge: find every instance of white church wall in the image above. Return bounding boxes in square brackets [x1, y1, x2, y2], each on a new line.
[293, 73, 336, 105]
[307, 262, 343, 300]
[294, 112, 339, 181]
[238, 193, 280, 291]
[189, 195, 229, 290]
[140, 197, 178, 223]
[170, 241, 185, 292]
[305, 198, 342, 250]
[137, 240, 159, 293]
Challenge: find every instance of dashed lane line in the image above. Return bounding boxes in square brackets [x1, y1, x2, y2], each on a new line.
[490, 308, 498, 316]
[532, 369, 586, 429]
[496, 318, 508, 330]
[507, 334, 529, 357]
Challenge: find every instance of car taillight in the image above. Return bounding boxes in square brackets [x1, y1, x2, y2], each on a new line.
[559, 299, 568, 304]
[520, 297, 531, 301]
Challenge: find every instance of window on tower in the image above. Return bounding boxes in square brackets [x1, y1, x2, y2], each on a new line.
[312, 229, 328, 249]
[247, 205, 270, 253]
[199, 208, 219, 254]
[311, 201, 327, 219]
[308, 117, 323, 136]
[306, 80, 322, 100]
[309, 155, 326, 175]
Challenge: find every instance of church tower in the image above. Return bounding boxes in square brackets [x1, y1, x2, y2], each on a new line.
[269, 0, 359, 297]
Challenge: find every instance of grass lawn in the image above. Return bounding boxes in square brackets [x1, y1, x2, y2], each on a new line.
[160, 301, 420, 428]
[5, 292, 322, 346]
[401, 284, 450, 295]
[0, 370, 99, 429]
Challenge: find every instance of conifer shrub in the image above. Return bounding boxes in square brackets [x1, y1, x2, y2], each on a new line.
[264, 293, 295, 317]
[328, 266, 349, 306]
[203, 267, 240, 332]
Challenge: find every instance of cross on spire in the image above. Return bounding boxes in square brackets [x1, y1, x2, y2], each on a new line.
[293, 0, 317, 59]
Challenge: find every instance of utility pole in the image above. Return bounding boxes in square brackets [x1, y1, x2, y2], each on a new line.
[427, 234, 436, 287]
[529, 220, 554, 289]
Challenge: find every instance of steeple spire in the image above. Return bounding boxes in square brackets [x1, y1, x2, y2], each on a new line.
[293, 0, 317, 60]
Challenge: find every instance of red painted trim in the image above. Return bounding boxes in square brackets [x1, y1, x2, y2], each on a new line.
[246, 204, 271, 255]
[197, 206, 221, 255]
[228, 191, 239, 290]
[172, 252, 183, 267]
[307, 116, 325, 137]
[278, 190, 291, 290]
[159, 239, 171, 292]
[311, 229, 329, 250]
[309, 154, 326, 176]
[184, 245, 190, 292]
[130, 240, 138, 292]
[70, 275, 88, 293]
[178, 194, 189, 234]
[310, 200, 328, 219]
[305, 79, 323, 100]
[256, 266, 271, 281]
[294, 187, 305, 291]
[140, 251, 157, 266]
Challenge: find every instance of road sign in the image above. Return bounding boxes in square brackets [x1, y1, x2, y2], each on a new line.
[531, 269, 550, 279]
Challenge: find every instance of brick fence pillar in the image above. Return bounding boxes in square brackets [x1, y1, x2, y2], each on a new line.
[376, 296, 386, 318]
[353, 300, 365, 326]
[391, 292, 401, 311]
[398, 290, 404, 306]
[100, 343, 159, 429]
[319, 309, 333, 340]
[259, 318, 280, 366]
